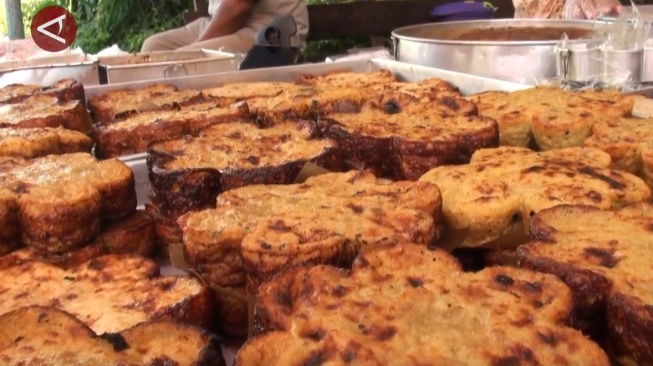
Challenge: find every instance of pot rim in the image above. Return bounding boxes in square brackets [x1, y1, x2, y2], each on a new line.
[391, 19, 607, 46]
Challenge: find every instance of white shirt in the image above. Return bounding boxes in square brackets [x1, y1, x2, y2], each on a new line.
[207, 0, 308, 49]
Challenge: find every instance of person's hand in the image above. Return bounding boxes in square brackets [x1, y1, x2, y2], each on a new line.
[580, 0, 622, 19]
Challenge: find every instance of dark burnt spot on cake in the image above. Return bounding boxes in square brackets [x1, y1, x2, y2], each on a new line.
[585, 190, 602, 203]
[493, 356, 519, 366]
[87, 259, 106, 271]
[583, 247, 620, 268]
[269, 220, 292, 232]
[578, 166, 626, 190]
[260, 243, 272, 250]
[274, 290, 292, 307]
[332, 285, 348, 297]
[300, 327, 327, 341]
[521, 165, 544, 174]
[301, 349, 333, 366]
[245, 156, 260, 165]
[99, 333, 130, 352]
[537, 331, 559, 346]
[361, 324, 398, 341]
[406, 276, 424, 288]
[342, 341, 361, 362]
[521, 281, 542, 293]
[347, 203, 364, 213]
[383, 100, 401, 115]
[494, 274, 514, 286]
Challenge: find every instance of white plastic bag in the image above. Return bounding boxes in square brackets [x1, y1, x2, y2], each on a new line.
[513, 0, 622, 19]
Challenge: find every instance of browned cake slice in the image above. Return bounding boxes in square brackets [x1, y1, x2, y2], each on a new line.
[468, 86, 635, 150]
[0, 95, 92, 133]
[419, 146, 651, 250]
[95, 106, 245, 158]
[0, 209, 155, 268]
[0, 153, 136, 253]
[178, 171, 442, 291]
[235, 243, 608, 366]
[517, 203, 653, 365]
[0, 188, 18, 256]
[0, 254, 213, 334]
[148, 121, 342, 219]
[324, 99, 497, 180]
[87, 83, 179, 123]
[0, 78, 85, 105]
[584, 116, 653, 187]
[297, 69, 398, 87]
[0, 127, 92, 159]
[92, 89, 205, 124]
[0, 306, 224, 366]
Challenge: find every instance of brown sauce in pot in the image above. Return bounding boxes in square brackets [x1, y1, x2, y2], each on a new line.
[453, 26, 592, 41]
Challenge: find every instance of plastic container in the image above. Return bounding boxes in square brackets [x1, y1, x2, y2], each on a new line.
[430, 1, 496, 22]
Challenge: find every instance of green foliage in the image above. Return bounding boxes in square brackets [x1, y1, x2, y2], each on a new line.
[72, 0, 192, 54]
[22, 0, 70, 37]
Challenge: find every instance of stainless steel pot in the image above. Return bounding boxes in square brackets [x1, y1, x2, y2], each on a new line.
[391, 19, 604, 84]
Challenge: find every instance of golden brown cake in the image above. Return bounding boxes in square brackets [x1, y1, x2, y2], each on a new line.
[235, 243, 609, 366]
[518, 203, 653, 365]
[419, 146, 651, 249]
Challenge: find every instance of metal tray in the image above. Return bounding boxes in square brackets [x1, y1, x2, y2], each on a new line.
[0, 53, 99, 87]
[97, 49, 239, 84]
[108, 58, 529, 207]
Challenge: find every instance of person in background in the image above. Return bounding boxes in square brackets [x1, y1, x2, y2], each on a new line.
[141, 0, 309, 54]
[513, 0, 622, 19]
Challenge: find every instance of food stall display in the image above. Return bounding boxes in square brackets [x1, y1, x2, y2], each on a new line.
[0, 54, 652, 366]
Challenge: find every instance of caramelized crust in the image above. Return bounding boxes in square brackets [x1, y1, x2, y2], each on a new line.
[468, 86, 635, 150]
[0, 254, 214, 334]
[517, 203, 653, 365]
[0, 78, 85, 105]
[95, 106, 245, 159]
[235, 243, 609, 366]
[585, 116, 653, 188]
[0, 153, 136, 253]
[0, 95, 92, 133]
[148, 121, 342, 218]
[87, 83, 179, 123]
[0, 127, 93, 159]
[419, 146, 651, 249]
[0, 209, 156, 268]
[325, 100, 497, 179]
[178, 171, 443, 291]
[0, 306, 225, 366]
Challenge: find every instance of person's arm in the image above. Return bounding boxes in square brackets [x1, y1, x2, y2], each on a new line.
[196, 0, 258, 42]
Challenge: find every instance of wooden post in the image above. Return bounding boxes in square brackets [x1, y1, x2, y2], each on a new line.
[5, 0, 25, 40]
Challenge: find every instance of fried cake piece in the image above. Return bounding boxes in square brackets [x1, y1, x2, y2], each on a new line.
[0, 127, 92, 159]
[87, 83, 183, 123]
[0, 95, 92, 133]
[419, 146, 651, 249]
[0, 153, 136, 253]
[148, 121, 342, 218]
[178, 170, 442, 290]
[324, 99, 497, 180]
[517, 203, 653, 365]
[235, 243, 609, 366]
[0, 188, 18, 255]
[95, 106, 245, 158]
[469, 86, 635, 150]
[584, 116, 653, 187]
[297, 69, 397, 87]
[0, 209, 155, 267]
[0, 306, 225, 366]
[0, 254, 213, 334]
[0, 78, 85, 104]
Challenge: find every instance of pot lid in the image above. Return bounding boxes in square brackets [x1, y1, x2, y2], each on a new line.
[431, 1, 497, 17]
